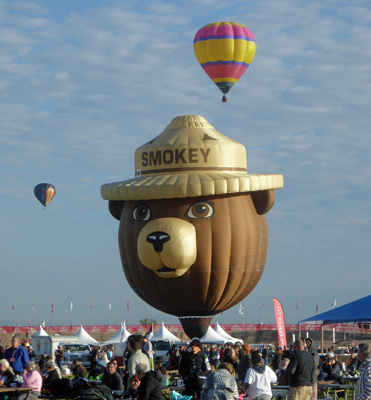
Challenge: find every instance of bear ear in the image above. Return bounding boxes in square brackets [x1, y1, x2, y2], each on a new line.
[109, 200, 125, 220]
[250, 190, 275, 215]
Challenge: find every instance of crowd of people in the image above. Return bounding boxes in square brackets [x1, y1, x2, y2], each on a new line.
[0, 332, 371, 400]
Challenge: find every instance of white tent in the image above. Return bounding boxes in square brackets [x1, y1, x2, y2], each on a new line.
[103, 322, 131, 345]
[214, 323, 242, 344]
[34, 325, 49, 337]
[153, 323, 181, 343]
[75, 326, 100, 345]
[200, 326, 228, 344]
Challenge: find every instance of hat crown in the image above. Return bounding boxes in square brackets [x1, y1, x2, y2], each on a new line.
[134, 115, 247, 176]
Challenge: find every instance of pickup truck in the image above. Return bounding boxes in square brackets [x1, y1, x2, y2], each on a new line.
[61, 343, 92, 369]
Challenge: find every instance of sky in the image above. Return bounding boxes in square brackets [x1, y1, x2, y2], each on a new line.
[1, 0, 370, 328]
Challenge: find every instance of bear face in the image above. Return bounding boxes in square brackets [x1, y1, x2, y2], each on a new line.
[109, 190, 273, 318]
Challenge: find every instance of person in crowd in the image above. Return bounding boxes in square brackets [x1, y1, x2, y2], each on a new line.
[27, 346, 35, 361]
[322, 353, 341, 382]
[179, 339, 211, 399]
[101, 361, 123, 391]
[276, 358, 290, 386]
[236, 344, 252, 383]
[305, 338, 320, 400]
[17, 361, 42, 400]
[0, 359, 15, 387]
[261, 348, 269, 365]
[135, 363, 162, 400]
[271, 347, 283, 371]
[123, 375, 141, 400]
[223, 348, 239, 372]
[356, 342, 371, 400]
[4, 335, 29, 375]
[38, 354, 47, 372]
[142, 336, 154, 370]
[287, 340, 315, 400]
[42, 360, 60, 392]
[98, 351, 110, 373]
[348, 352, 361, 375]
[0, 347, 4, 360]
[71, 360, 88, 379]
[200, 362, 239, 400]
[167, 345, 181, 370]
[88, 347, 100, 380]
[127, 335, 150, 379]
[154, 362, 169, 386]
[244, 352, 277, 400]
[107, 347, 113, 361]
[54, 345, 64, 368]
[317, 356, 327, 382]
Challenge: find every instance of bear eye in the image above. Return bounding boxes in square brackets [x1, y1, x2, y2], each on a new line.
[132, 204, 151, 221]
[186, 201, 215, 219]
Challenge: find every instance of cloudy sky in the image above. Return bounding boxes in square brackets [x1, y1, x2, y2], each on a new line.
[1, 0, 370, 328]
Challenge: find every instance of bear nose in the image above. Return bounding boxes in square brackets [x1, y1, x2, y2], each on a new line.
[146, 231, 171, 252]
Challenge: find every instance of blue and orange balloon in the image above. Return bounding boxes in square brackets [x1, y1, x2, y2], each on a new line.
[193, 22, 256, 102]
[34, 183, 56, 209]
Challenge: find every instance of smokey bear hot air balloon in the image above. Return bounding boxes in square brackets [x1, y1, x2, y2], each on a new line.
[101, 115, 283, 338]
[193, 22, 256, 102]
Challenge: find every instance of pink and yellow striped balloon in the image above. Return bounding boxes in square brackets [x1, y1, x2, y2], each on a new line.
[193, 22, 256, 101]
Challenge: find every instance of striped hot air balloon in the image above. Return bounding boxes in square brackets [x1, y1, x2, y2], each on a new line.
[34, 183, 56, 209]
[193, 22, 256, 102]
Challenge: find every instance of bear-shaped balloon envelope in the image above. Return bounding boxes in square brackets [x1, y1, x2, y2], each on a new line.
[101, 115, 283, 338]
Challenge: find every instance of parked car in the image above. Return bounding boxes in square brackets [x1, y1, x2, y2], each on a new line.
[61, 343, 92, 368]
[152, 340, 174, 365]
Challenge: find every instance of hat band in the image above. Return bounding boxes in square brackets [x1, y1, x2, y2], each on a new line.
[137, 166, 247, 176]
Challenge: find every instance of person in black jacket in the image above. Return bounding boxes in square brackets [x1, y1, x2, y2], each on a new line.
[42, 361, 60, 392]
[288, 340, 315, 400]
[0, 359, 15, 386]
[236, 344, 252, 382]
[136, 363, 162, 400]
[179, 339, 211, 399]
[101, 361, 123, 391]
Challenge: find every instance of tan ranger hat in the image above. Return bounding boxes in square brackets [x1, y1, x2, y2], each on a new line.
[101, 115, 283, 201]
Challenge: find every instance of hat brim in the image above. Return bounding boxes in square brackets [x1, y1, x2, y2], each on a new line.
[101, 171, 284, 201]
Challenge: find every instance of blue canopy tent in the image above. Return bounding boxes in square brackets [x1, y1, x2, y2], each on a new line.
[300, 294, 371, 350]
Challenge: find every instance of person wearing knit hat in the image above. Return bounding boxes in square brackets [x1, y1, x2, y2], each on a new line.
[179, 338, 211, 399]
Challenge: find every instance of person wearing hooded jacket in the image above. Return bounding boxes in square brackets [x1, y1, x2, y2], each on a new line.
[305, 338, 320, 400]
[179, 339, 211, 399]
[135, 363, 162, 400]
[244, 353, 277, 400]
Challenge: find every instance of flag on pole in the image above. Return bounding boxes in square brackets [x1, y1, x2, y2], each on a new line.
[89, 302, 92, 309]
[127, 301, 130, 312]
[32, 304, 35, 314]
[273, 298, 287, 348]
[316, 304, 318, 315]
[12, 304, 15, 310]
[296, 300, 299, 310]
[331, 299, 337, 308]
[69, 301, 73, 311]
[239, 304, 244, 315]
[259, 301, 264, 309]
[109, 302, 112, 311]
[147, 323, 154, 340]
[51, 304, 54, 313]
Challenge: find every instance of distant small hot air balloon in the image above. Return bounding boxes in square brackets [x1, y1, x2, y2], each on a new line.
[34, 183, 56, 209]
[193, 21, 256, 102]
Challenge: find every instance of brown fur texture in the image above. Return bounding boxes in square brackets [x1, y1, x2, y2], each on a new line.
[110, 191, 272, 318]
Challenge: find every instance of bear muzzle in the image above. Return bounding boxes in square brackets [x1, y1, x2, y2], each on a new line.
[137, 218, 197, 278]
